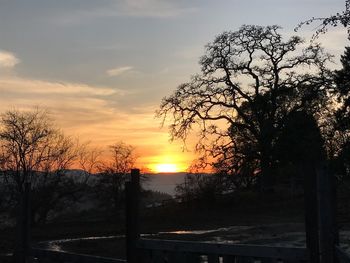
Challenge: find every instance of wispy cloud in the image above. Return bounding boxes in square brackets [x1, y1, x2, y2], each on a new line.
[0, 73, 192, 168]
[0, 50, 20, 68]
[107, 66, 133, 76]
[55, 0, 197, 25]
[0, 77, 118, 96]
[0, 75, 123, 132]
[0, 76, 122, 124]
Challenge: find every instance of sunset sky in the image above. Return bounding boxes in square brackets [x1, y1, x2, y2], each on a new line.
[0, 0, 348, 172]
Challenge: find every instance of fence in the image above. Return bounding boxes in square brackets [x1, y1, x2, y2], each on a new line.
[30, 248, 126, 263]
[14, 168, 350, 262]
[126, 168, 350, 263]
[136, 239, 308, 262]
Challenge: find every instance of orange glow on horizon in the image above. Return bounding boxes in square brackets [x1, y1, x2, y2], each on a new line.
[154, 163, 178, 173]
[148, 161, 188, 173]
[140, 152, 189, 173]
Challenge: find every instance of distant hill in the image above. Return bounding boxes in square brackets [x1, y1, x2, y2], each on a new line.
[60, 170, 187, 196]
[143, 173, 187, 196]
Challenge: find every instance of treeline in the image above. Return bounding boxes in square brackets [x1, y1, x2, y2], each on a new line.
[0, 109, 141, 225]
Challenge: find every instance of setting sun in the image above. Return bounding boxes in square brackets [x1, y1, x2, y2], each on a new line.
[145, 154, 189, 173]
[154, 163, 178, 173]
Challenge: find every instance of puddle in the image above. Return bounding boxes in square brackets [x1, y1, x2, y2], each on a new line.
[35, 235, 124, 252]
[35, 224, 350, 255]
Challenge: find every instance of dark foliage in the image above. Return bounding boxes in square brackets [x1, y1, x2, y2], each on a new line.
[332, 47, 350, 178]
[335, 47, 350, 132]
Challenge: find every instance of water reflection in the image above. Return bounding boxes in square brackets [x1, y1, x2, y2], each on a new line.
[38, 224, 301, 252]
[36, 235, 124, 251]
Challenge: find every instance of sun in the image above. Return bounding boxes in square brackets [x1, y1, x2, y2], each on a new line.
[154, 163, 178, 173]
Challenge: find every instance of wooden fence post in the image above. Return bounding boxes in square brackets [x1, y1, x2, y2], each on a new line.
[303, 163, 320, 263]
[126, 169, 140, 263]
[317, 165, 338, 263]
[304, 163, 339, 263]
[331, 168, 339, 248]
[14, 182, 31, 263]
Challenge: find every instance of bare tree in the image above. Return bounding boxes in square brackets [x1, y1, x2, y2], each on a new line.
[0, 109, 85, 262]
[0, 109, 82, 223]
[157, 25, 332, 190]
[29, 134, 81, 224]
[0, 109, 57, 194]
[331, 47, 350, 178]
[296, 0, 350, 39]
[77, 142, 103, 184]
[96, 142, 137, 211]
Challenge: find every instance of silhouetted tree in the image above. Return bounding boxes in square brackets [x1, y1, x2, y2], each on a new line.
[0, 109, 56, 194]
[332, 47, 350, 177]
[77, 143, 103, 183]
[335, 47, 350, 132]
[296, 0, 350, 39]
[0, 109, 82, 224]
[274, 111, 326, 196]
[157, 25, 332, 191]
[96, 142, 137, 211]
[276, 111, 325, 166]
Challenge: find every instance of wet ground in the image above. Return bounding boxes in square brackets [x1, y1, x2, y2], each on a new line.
[33, 223, 350, 259]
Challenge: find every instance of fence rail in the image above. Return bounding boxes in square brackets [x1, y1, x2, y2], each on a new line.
[137, 238, 308, 262]
[335, 246, 350, 263]
[30, 248, 126, 263]
[18, 168, 350, 263]
[127, 169, 311, 263]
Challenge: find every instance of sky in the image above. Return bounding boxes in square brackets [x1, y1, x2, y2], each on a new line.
[0, 0, 348, 172]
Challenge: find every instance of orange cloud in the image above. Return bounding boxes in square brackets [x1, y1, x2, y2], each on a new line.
[0, 74, 194, 172]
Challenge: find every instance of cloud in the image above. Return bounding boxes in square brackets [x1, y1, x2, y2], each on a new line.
[122, 0, 197, 18]
[0, 50, 20, 68]
[0, 76, 122, 125]
[0, 76, 118, 96]
[0, 74, 193, 170]
[55, 0, 197, 25]
[107, 66, 133, 76]
[0, 75, 125, 140]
